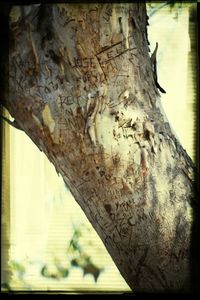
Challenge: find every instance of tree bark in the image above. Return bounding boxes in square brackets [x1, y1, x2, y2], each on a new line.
[3, 3, 197, 293]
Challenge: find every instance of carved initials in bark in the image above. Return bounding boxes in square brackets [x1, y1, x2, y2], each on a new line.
[5, 3, 196, 293]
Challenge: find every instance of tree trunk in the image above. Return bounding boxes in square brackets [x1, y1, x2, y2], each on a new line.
[3, 3, 197, 293]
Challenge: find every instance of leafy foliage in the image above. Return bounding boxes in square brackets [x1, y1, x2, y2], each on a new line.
[147, 2, 193, 19]
[10, 260, 26, 279]
[1, 282, 11, 292]
[41, 262, 69, 280]
[40, 224, 104, 282]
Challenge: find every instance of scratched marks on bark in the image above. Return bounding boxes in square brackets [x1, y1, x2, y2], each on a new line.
[7, 3, 195, 293]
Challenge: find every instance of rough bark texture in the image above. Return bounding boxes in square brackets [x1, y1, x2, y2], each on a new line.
[4, 3, 196, 293]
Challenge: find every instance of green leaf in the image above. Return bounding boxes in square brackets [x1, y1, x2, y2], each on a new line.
[71, 258, 79, 267]
[10, 260, 25, 278]
[1, 282, 11, 292]
[82, 262, 104, 282]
